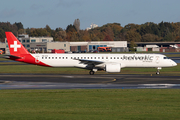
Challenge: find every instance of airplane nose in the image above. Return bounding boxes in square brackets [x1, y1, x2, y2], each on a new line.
[172, 61, 177, 66]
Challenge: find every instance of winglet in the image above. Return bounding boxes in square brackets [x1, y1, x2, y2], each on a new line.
[5, 32, 29, 55]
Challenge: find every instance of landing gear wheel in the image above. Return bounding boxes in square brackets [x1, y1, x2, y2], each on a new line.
[89, 71, 94, 75]
[156, 67, 161, 75]
[156, 71, 160, 75]
[156, 69, 160, 75]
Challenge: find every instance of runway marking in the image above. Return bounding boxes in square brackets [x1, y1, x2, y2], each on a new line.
[141, 84, 175, 86]
[97, 79, 117, 84]
[0, 81, 11, 84]
[63, 76, 74, 78]
[138, 84, 180, 89]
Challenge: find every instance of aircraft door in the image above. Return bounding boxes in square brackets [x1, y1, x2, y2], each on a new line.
[156, 56, 159, 64]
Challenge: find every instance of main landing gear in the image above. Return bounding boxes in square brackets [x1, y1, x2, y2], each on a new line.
[89, 69, 97, 75]
[89, 70, 95, 75]
[156, 67, 161, 75]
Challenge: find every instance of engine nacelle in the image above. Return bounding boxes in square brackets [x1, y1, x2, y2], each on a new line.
[105, 63, 121, 73]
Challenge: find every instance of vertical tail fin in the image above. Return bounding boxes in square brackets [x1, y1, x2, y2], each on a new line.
[5, 32, 29, 55]
[5, 32, 51, 67]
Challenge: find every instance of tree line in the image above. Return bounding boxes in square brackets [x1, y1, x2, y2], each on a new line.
[0, 21, 180, 43]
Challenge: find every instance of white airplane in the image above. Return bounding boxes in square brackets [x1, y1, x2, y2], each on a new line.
[5, 32, 177, 75]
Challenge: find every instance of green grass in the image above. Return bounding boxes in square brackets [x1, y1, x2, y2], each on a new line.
[0, 65, 88, 74]
[0, 89, 180, 120]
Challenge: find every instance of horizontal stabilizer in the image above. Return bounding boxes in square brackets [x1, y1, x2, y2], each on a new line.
[4, 55, 21, 59]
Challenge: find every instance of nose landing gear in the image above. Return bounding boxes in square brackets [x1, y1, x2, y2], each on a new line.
[156, 67, 161, 75]
[156, 70, 160, 75]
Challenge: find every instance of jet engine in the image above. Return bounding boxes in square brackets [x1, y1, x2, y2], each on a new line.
[105, 63, 121, 73]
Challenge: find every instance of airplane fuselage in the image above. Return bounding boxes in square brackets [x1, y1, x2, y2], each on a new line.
[14, 53, 176, 68]
[5, 32, 177, 75]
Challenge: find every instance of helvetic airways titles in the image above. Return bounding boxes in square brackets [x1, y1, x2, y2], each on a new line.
[122, 55, 153, 61]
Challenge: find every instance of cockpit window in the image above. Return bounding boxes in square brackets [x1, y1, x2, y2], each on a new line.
[163, 57, 169, 59]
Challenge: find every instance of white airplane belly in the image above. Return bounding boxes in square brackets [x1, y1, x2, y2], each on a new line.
[40, 59, 80, 67]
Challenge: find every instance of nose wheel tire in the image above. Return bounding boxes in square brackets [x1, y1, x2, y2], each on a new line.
[156, 67, 161, 75]
[156, 69, 160, 75]
[89, 71, 95, 75]
[156, 71, 160, 75]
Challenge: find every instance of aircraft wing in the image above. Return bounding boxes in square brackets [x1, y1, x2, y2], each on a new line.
[78, 59, 104, 65]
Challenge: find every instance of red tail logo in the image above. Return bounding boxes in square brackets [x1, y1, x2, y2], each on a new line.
[5, 32, 29, 55]
[10, 41, 21, 52]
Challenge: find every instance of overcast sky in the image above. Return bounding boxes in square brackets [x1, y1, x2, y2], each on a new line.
[0, 0, 180, 30]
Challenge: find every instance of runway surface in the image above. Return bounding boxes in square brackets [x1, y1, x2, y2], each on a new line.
[0, 74, 180, 89]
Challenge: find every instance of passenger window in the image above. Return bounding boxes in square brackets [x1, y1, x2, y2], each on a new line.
[66, 57, 68, 59]
[106, 57, 108, 59]
[52, 57, 54, 59]
[94, 57, 96, 59]
[42, 57, 44, 59]
[59, 57, 61, 59]
[49, 57, 50, 59]
[55, 57, 57, 59]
